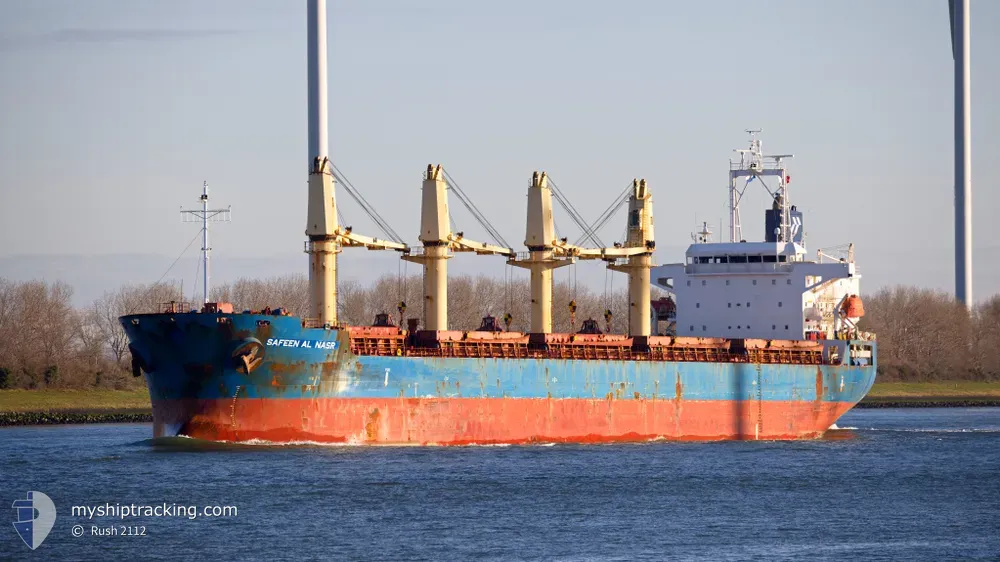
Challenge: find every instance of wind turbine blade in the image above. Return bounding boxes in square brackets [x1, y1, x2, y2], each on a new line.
[949, 0, 956, 59]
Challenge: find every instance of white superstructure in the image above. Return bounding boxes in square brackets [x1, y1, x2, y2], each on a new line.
[651, 132, 869, 341]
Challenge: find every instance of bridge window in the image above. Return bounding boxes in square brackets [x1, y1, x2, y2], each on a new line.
[763, 255, 777, 263]
[748, 255, 762, 263]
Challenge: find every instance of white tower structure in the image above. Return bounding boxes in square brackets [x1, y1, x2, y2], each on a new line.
[303, 0, 406, 325]
[950, 0, 972, 308]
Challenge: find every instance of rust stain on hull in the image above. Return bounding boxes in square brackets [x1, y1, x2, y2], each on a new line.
[154, 397, 858, 445]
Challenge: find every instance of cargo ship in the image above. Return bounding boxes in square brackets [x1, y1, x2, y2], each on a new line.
[120, 0, 876, 444]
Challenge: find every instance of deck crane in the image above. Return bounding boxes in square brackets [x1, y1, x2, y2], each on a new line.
[402, 164, 515, 332]
[305, 157, 409, 327]
[509, 171, 655, 337]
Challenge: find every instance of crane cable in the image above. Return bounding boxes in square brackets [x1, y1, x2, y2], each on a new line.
[573, 182, 633, 247]
[547, 176, 604, 247]
[440, 167, 512, 250]
[327, 163, 407, 246]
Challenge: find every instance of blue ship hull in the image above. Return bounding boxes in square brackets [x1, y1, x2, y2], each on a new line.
[122, 312, 877, 444]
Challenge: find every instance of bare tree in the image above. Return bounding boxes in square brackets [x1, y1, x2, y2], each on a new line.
[87, 282, 182, 367]
[211, 274, 308, 316]
[974, 295, 1000, 380]
[3, 273, 1000, 389]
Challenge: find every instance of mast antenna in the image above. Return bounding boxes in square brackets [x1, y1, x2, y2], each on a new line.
[181, 181, 232, 304]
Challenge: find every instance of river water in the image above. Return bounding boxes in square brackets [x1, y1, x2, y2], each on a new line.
[1, 408, 998, 561]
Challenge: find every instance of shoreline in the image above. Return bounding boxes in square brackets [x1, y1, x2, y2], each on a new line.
[856, 397, 1000, 409]
[2, 397, 999, 427]
[0, 409, 152, 426]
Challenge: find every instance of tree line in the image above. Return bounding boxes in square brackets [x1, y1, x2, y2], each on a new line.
[0, 275, 997, 390]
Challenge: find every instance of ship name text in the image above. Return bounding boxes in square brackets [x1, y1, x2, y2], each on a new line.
[265, 338, 339, 350]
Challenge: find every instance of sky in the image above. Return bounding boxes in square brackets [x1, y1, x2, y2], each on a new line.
[1, 0, 998, 307]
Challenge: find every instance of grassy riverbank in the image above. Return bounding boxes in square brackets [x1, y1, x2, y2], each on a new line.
[0, 388, 153, 425]
[858, 381, 1000, 408]
[866, 381, 1000, 398]
[0, 388, 150, 412]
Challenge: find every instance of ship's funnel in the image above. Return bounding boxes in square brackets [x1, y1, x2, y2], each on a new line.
[764, 205, 803, 244]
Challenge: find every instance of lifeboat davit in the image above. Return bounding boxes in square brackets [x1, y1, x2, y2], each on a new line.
[841, 295, 865, 318]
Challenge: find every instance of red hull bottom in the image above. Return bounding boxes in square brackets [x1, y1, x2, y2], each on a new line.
[152, 397, 855, 444]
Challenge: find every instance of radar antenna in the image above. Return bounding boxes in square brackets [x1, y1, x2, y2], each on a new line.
[728, 130, 794, 243]
[691, 221, 713, 244]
